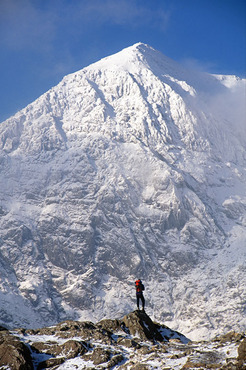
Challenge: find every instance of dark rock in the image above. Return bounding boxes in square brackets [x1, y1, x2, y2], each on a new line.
[159, 344, 169, 354]
[221, 357, 240, 370]
[183, 350, 223, 369]
[32, 339, 88, 359]
[25, 329, 39, 335]
[169, 338, 182, 343]
[27, 320, 92, 337]
[238, 337, 246, 361]
[130, 364, 150, 370]
[27, 327, 55, 336]
[107, 353, 124, 368]
[90, 347, 111, 365]
[155, 322, 190, 344]
[37, 357, 65, 369]
[29, 319, 114, 344]
[214, 331, 245, 344]
[58, 339, 88, 358]
[96, 318, 122, 332]
[54, 320, 113, 344]
[31, 341, 58, 353]
[14, 328, 27, 335]
[121, 310, 163, 342]
[56, 320, 89, 332]
[0, 332, 33, 369]
[138, 345, 155, 355]
[117, 337, 141, 348]
[0, 325, 8, 332]
[170, 352, 186, 359]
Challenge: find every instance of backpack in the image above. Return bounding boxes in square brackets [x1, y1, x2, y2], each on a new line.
[135, 279, 145, 293]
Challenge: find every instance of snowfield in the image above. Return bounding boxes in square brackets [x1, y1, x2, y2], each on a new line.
[0, 43, 245, 341]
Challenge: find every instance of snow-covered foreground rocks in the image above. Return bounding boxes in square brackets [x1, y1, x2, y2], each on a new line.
[1, 310, 246, 369]
[0, 43, 245, 340]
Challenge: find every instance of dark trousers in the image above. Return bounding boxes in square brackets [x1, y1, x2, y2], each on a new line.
[136, 293, 145, 309]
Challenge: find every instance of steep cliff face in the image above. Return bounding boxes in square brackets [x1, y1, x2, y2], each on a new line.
[0, 43, 245, 340]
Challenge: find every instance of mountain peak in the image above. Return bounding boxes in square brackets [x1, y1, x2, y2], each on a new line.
[84, 42, 173, 74]
[119, 42, 157, 56]
[79, 42, 223, 96]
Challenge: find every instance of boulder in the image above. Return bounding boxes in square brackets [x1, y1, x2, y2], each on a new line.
[130, 364, 150, 370]
[57, 339, 88, 358]
[89, 347, 112, 365]
[183, 350, 223, 369]
[0, 331, 33, 369]
[28, 320, 113, 344]
[214, 331, 245, 344]
[107, 353, 124, 367]
[121, 310, 163, 342]
[117, 337, 141, 348]
[238, 337, 246, 361]
[31, 341, 58, 353]
[138, 345, 155, 355]
[37, 357, 65, 369]
[31, 339, 88, 359]
[96, 318, 122, 332]
[55, 320, 113, 344]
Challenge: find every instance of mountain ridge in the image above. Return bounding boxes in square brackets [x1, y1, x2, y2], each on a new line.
[0, 43, 245, 341]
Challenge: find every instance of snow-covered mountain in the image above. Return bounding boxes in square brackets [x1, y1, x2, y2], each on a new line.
[0, 43, 245, 340]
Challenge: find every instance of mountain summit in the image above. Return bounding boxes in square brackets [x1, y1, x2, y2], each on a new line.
[0, 43, 245, 340]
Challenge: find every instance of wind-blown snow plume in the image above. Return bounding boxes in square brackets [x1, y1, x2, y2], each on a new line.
[208, 78, 246, 141]
[0, 43, 245, 340]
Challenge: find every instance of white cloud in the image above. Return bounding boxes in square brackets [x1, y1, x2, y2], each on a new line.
[210, 81, 246, 140]
[180, 57, 217, 75]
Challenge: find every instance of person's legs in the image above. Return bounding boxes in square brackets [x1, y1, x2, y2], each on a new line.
[141, 294, 145, 310]
[136, 294, 140, 309]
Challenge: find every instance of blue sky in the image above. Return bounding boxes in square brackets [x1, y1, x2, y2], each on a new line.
[0, 0, 245, 122]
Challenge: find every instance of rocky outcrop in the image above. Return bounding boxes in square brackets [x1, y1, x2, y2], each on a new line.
[31, 339, 88, 359]
[0, 326, 33, 369]
[1, 312, 245, 369]
[122, 310, 163, 342]
[238, 338, 246, 368]
[121, 310, 189, 344]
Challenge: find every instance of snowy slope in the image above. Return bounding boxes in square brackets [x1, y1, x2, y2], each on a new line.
[0, 43, 245, 340]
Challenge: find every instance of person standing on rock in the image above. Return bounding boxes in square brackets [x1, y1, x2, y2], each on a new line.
[135, 279, 145, 311]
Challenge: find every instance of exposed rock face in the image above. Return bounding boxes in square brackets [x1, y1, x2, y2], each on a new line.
[0, 327, 33, 369]
[122, 310, 163, 341]
[238, 337, 246, 366]
[31, 338, 88, 359]
[121, 310, 189, 345]
[1, 311, 245, 369]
